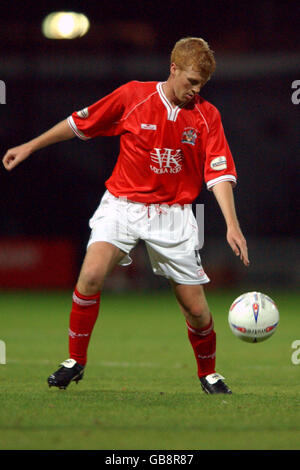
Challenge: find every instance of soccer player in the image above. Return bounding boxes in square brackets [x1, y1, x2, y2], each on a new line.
[2, 37, 249, 394]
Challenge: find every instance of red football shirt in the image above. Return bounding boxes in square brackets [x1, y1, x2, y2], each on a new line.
[68, 81, 237, 205]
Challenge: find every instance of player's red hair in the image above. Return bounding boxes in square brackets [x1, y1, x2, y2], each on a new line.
[171, 37, 216, 85]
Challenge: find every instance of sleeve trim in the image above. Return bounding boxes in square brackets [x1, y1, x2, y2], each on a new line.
[206, 174, 237, 190]
[67, 116, 91, 141]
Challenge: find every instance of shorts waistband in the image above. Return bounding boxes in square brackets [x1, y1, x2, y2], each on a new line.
[106, 190, 187, 210]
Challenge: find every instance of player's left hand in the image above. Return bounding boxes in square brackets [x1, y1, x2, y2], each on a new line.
[226, 225, 249, 266]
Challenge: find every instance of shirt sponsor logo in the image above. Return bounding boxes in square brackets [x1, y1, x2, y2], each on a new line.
[141, 123, 157, 130]
[181, 127, 197, 145]
[210, 156, 227, 170]
[150, 148, 183, 174]
[76, 107, 89, 119]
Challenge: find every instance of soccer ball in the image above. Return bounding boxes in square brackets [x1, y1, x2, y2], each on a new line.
[228, 292, 279, 343]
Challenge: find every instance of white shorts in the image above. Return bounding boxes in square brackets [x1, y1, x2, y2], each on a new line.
[87, 190, 210, 285]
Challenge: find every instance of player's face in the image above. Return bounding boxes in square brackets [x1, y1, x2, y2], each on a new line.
[171, 63, 203, 105]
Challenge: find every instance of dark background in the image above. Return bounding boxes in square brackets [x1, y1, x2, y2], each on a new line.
[0, 0, 299, 289]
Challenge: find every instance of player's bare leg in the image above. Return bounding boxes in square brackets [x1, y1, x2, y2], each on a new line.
[48, 241, 126, 389]
[171, 281, 232, 394]
[171, 282, 211, 328]
[76, 241, 127, 295]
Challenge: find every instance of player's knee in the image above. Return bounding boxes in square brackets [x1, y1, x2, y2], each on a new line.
[77, 268, 104, 294]
[188, 306, 209, 320]
[183, 303, 211, 325]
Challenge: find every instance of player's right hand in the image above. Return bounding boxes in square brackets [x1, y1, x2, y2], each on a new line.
[2, 143, 32, 171]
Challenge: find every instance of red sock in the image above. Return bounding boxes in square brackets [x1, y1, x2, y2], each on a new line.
[186, 316, 216, 378]
[68, 287, 101, 366]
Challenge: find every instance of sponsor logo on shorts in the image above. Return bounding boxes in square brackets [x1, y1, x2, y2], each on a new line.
[150, 148, 183, 174]
[197, 268, 205, 278]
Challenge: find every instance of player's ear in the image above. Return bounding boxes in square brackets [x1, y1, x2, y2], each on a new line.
[170, 62, 177, 76]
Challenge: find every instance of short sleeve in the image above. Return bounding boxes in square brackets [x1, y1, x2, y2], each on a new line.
[204, 107, 237, 190]
[67, 82, 131, 140]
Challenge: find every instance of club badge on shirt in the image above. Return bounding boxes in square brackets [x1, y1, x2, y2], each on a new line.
[181, 128, 197, 146]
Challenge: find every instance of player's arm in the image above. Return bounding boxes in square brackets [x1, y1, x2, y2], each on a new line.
[2, 119, 75, 171]
[212, 181, 249, 267]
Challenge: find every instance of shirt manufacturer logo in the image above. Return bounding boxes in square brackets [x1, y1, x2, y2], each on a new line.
[76, 107, 89, 119]
[150, 148, 183, 174]
[141, 123, 157, 130]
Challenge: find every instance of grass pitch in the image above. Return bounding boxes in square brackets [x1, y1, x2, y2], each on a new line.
[0, 288, 299, 450]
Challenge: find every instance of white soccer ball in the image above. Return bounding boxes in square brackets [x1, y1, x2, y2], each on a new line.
[228, 292, 279, 343]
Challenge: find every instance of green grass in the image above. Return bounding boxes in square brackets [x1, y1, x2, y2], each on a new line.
[0, 288, 299, 450]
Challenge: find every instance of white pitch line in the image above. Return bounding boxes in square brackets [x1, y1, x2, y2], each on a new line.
[5, 358, 184, 369]
[4, 359, 293, 370]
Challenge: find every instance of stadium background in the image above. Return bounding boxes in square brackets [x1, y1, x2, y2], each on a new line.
[0, 0, 300, 453]
[0, 0, 299, 292]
